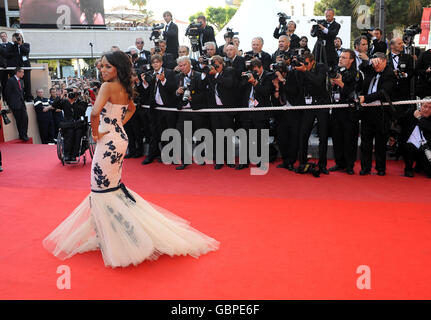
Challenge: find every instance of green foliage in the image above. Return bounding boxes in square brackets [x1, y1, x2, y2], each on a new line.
[189, 6, 238, 32]
[129, 0, 147, 10]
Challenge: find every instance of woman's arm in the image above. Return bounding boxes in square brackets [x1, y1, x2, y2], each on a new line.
[122, 99, 136, 126]
[90, 82, 110, 141]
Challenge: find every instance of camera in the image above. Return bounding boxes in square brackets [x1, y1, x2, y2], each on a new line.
[150, 23, 164, 49]
[143, 70, 155, 84]
[403, 24, 422, 45]
[185, 22, 202, 37]
[226, 27, 239, 40]
[290, 55, 305, 68]
[277, 12, 291, 35]
[420, 141, 431, 164]
[0, 109, 11, 125]
[327, 66, 345, 79]
[396, 63, 408, 79]
[241, 70, 259, 81]
[310, 18, 326, 38]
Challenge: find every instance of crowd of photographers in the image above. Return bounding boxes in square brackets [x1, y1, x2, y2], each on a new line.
[104, 8, 431, 177]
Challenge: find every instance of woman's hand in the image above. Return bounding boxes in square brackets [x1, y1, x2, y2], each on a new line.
[92, 130, 110, 142]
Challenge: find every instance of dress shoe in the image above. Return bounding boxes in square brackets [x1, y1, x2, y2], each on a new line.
[404, 169, 414, 178]
[214, 164, 224, 170]
[175, 164, 189, 170]
[0, 165, 3, 172]
[377, 171, 386, 176]
[295, 165, 306, 174]
[319, 167, 329, 175]
[329, 164, 345, 172]
[360, 169, 370, 176]
[346, 168, 355, 175]
[142, 157, 154, 165]
[124, 153, 134, 159]
[235, 164, 249, 170]
[21, 136, 29, 142]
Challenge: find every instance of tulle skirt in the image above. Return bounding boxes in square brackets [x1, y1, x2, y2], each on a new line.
[42, 187, 220, 268]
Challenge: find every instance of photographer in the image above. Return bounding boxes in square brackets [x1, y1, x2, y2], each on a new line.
[135, 37, 151, 62]
[217, 32, 234, 57]
[205, 55, 238, 169]
[353, 36, 370, 70]
[369, 28, 387, 55]
[49, 87, 64, 138]
[140, 54, 177, 165]
[8, 33, 33, 102]
[175, 56, 208, 170]
[272, 35, 295, 64]
[162, 11, 179, 59]
[295, 52, 331, 175]
[398, 100, 431, 178]
[0, 32, 11, 99]
[311, 8, 341, 68]
[415, 48, 431, 98]
[197, 42, 217, 72]
[176, 46, 200, 72]
[334, 36, 344, 59]
[34, 88, 55, 144]
[127, 46, 148, 74]
[52, 90, 88, 162]
[358, 52, 397, 176]
[236, 58, 273, 170]
[244, 37, 272, 71]
[329, 49, 362, 175]
[388, 37, 414, 104]
[274, 19, 300, 49]
[197, 15, 217, 55]
[155, 40, 177, 70]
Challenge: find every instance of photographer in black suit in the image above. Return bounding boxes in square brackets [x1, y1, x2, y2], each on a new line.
[197, 15, 217, 55]
[52, 90, 88, 162]
[369, 28, 387, 55]
[140, 54, 178, 165]
[0, 32, 11, 99]
[175, 46, 199, 72]
[135, 37, 151, 63]
[296, 52, 331, 174]
[311, 8, 341, 68]
[5, 67, 28, 141]
[398, 100, 431, 178]
[272, 35, 295, 63]
[162, 11, 179, 59]
[358, 52, 397, 176]
[175, 56, 208, 170]
[274, 20, 300, 49]
[329, 49, 362, 175]
[244, 37, 272, 71]
[236, 58, 273, 170]
[205, 55, 238, 169]
[8, 33, 33, 102]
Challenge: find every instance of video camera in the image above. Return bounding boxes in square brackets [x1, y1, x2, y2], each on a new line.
[225, 27, 239, 40]
[310, 18, 327, 38]
[403, 24, 422, 46]
[150, 23, 165, 52]
[185, 22, 203, 53]
[277, 12, 291, 35]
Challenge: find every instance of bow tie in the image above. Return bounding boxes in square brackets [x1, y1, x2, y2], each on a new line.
[393, 54, 400, 58]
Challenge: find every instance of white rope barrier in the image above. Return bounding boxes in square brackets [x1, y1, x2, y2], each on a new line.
[140, 99, 430, 112]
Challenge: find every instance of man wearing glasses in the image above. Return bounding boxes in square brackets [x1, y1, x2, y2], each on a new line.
[135, 37, 151, 63]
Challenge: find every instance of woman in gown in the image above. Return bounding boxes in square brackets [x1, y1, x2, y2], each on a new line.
[43, 51, 219, 268]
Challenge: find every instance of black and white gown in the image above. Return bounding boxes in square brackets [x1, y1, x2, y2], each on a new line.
[43, 101, 219, 268]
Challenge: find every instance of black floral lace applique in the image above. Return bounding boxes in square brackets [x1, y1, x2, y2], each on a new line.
[93, 163, 111, 188]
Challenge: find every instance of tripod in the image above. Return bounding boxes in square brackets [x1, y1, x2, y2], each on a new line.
[314, 38, 328, 66]
[404, 39, 417, 100]
[188, 36, 201, 60]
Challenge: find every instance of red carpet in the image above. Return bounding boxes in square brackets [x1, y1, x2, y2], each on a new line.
[1, 143, 431, 299]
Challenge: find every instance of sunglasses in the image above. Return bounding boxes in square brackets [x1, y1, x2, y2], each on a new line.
[136, 41, 144, 44]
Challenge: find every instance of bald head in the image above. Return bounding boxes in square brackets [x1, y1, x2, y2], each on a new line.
[390, 37, 404, 54]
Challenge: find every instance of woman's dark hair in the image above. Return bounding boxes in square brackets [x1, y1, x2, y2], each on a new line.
[102, 50, 134, 100]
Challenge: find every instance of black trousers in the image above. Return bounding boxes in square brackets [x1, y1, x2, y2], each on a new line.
[401, 142, 431, 176]
[209, 111, 235, 164]
[157, 109, 178, 151]
[0, 148, 2, 166]
[52, 110, 64, 138]
[360, 110, 391, 172]
[11, 106, 28, 139]
[274, 110, 302, 166]
[0, 70, 8, 98]
[236, 110, 269, 164]
[63, 126, 85, 157]
[331, 109, 359, 169]
[298, 108, 330, 167]
[176, 112, 206, 164]
[124, 111, 144, 155]
[23, 69, 32, 100]
[37, 115, 55, 144]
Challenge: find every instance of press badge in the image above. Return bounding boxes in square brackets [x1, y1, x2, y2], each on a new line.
[249, 98, 259, 108]
[23, 56, 28, 61]
[305, 96, 313, 105]
[333, 92, 340, 102]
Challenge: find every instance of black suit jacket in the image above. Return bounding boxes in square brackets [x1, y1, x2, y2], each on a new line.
[399, 111, 431, 145]
[360, 63, 397, 104]
[162, 53, 177, 70]
[244, 51, 272, 71]
[0, 43, 9, 68]
[302, 63, 330, 104]
[273, 29, 300, 49]
[311, 19, 341, 66]
[387, 52, 414, 100]
[5, 76, 25, 110]
[370, 39, 387, 55]
[7, 42, 31, 68]
[163, 22, 179, 58]
[241, 70, 274, 108]
[199, 25, 217, 54]
[205, 67, 238, 107]
[175, 70, 207, 109]
[139, 50, 151, 63]
[142, 68, 177, 107]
